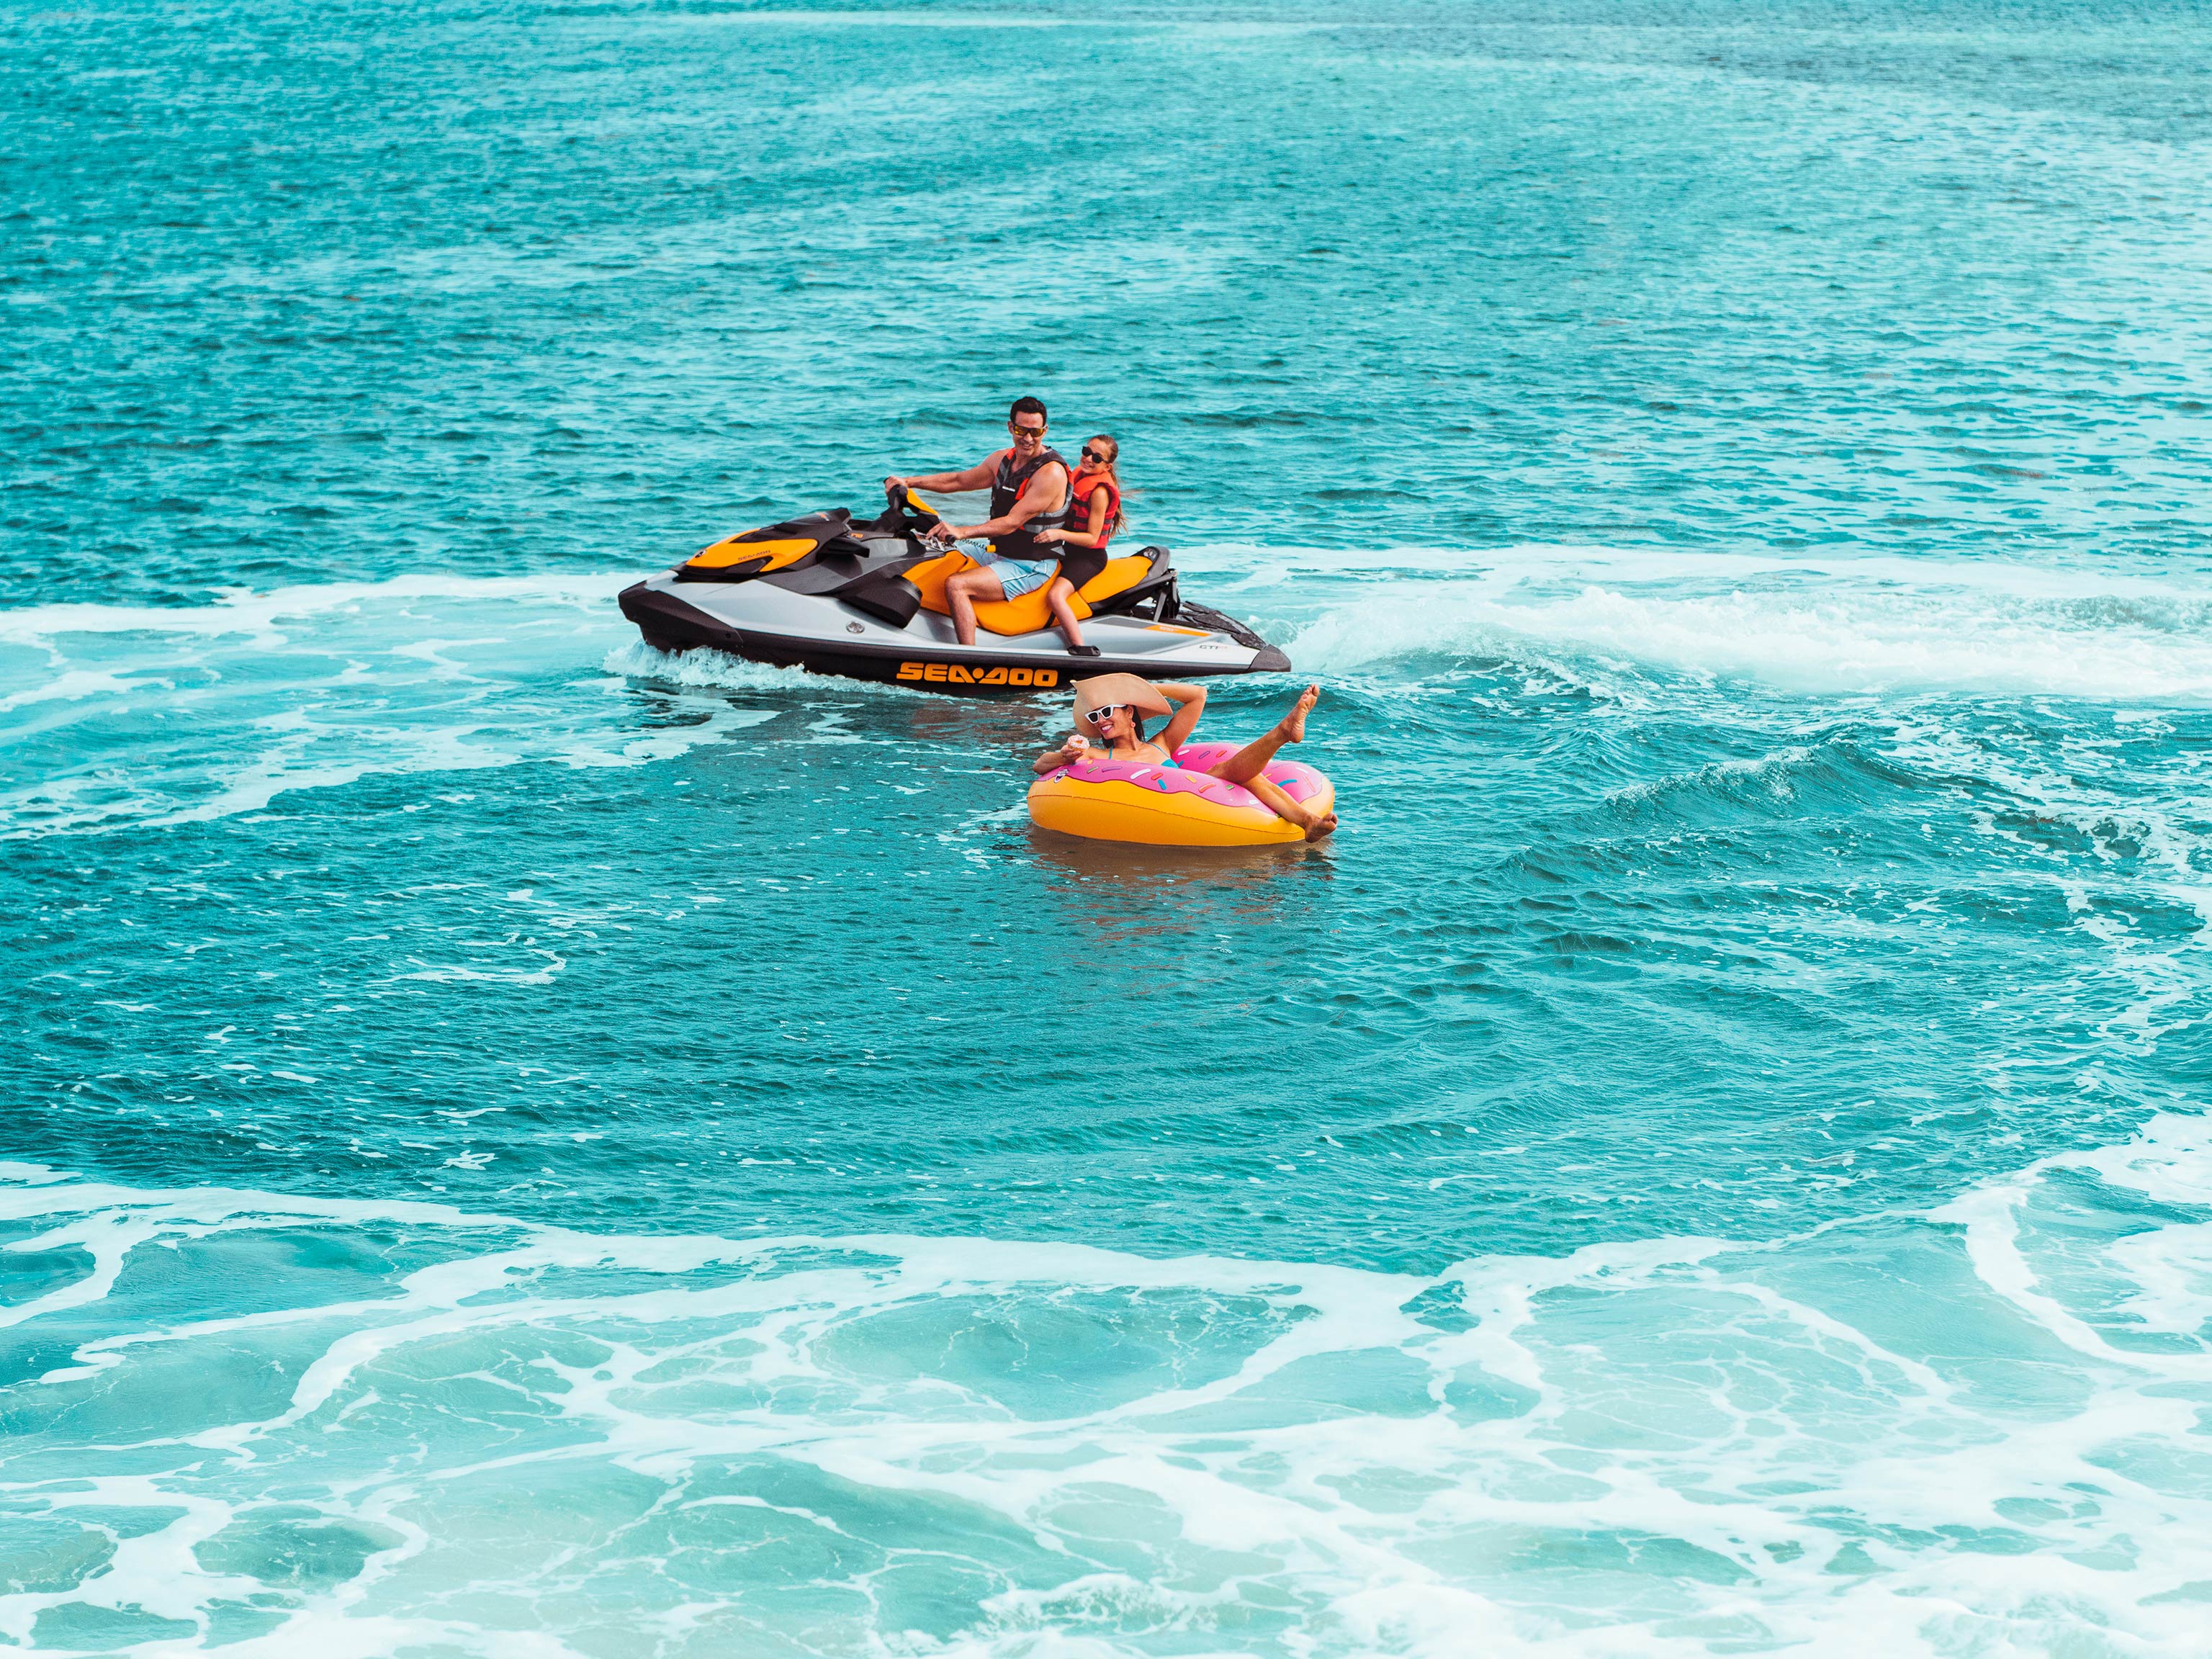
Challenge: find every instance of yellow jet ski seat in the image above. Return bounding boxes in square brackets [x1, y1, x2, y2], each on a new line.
[902, 550, 1157, 635]
[974, 553, 1155, 634]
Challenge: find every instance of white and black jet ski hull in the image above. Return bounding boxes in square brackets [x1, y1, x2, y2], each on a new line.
[618, 518, 1289, 696]
[620, 579, 1288, 696]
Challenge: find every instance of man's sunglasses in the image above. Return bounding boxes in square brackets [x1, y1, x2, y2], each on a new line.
[1083, 704, 1128, 727]
[1009, 423, 1047, 439]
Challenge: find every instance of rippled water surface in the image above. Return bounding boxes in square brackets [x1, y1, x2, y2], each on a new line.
[4, 2, 2211, 1655]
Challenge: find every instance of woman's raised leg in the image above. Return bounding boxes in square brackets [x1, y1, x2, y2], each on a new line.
[1245, 773, 1338, 841]
[1205, 684, 1320, 785]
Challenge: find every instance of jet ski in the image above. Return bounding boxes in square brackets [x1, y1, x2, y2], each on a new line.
[617, 491, 1290, 696]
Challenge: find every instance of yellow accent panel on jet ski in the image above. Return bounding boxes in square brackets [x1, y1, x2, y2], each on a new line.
[906, 549, 978, 613]
[1080, 554, 1154, 606]
[970, 554, 1156, 637]
[970, 588, 1076, 635]
[685, 536, 819, 572]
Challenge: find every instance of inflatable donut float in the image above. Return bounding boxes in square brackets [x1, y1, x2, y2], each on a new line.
[1027, 740, 1335, 848]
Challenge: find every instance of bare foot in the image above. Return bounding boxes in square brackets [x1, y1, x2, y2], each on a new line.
[1281, 683, 1320, 743]
[1302, 810, 1339, 842]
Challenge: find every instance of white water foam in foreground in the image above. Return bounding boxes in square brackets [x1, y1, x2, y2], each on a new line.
[2, 1111, 2211, 1657]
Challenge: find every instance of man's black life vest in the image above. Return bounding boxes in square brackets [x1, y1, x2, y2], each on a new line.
[990, 446, 1073, 524]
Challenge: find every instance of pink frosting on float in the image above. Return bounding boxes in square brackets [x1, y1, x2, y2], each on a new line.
[1049, 740, 1328, 808]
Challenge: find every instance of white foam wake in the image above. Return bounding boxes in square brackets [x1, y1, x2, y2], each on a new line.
[0, 572, 627, 648]
[0, 572, 784, 840]
[3, 1115, 2210, 1656]
[1217, 544, 2212, 701]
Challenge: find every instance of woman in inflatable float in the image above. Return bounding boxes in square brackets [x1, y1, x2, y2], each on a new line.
[1028, 673, 1339, 846]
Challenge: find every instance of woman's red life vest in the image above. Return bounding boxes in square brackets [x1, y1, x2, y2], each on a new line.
[1068, 474, 1119, 550]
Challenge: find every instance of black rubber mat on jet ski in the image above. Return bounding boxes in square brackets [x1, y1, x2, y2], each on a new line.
[1172, 601, 1269, 652]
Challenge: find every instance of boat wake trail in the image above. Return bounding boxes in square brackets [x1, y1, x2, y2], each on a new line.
[1242, 545, 2212, 701]
[0, 572, 772, 840]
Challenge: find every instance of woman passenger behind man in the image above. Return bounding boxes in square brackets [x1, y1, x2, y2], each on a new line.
[1028, 434, 1123, 657]
[1033, 678, 1339, 841]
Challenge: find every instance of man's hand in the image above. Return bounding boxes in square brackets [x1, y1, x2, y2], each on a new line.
[884, 476, 907, 498]
[928, 523, 967, 546]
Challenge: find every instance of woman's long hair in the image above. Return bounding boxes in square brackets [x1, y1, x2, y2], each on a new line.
[1082, 434, 1128, 534]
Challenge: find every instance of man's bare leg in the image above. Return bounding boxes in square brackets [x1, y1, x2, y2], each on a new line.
[1208, 685, 1321, 785]
[944, 567, 1004, 647]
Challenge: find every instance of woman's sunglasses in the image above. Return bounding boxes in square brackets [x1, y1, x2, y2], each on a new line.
[1080, 448, 1107, 464]
[1083, 704, 1128, 727]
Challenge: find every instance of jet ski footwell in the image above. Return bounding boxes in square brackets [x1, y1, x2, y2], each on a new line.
[619, 500, 1290, 696]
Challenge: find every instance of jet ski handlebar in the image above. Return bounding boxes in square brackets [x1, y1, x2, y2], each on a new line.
[871, 486, 944, 538]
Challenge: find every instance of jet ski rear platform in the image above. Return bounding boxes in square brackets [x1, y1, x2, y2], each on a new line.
[619, 495, 1290, 697]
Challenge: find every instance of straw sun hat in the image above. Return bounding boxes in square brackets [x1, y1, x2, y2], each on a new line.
[1071, 673, 1172, 727]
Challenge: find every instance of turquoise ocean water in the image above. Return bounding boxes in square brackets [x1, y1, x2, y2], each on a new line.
[5, 1, 2212, 1653]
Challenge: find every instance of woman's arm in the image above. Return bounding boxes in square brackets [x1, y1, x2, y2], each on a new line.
[1037, 487, 1110, 549]
[1033, 734, 1092, 775]
[1154, 683, 1206, 754]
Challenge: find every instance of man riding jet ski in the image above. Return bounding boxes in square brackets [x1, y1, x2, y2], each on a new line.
[891, 396, 1139, 655]
[617, 408, 1290, 696]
